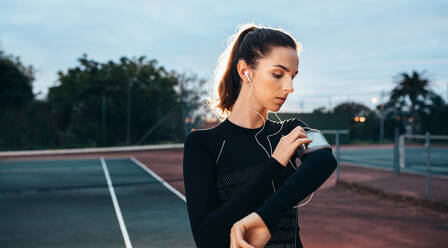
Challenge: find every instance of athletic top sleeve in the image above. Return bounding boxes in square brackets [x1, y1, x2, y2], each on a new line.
[254, 148, 337, 234]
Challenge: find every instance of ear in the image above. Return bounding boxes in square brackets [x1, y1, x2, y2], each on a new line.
[237, 60, 251, 83]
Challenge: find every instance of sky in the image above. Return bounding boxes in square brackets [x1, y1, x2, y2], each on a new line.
[1, 0, 447, 113]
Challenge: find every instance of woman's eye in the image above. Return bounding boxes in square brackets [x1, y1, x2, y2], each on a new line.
[273, 73, 282, 79]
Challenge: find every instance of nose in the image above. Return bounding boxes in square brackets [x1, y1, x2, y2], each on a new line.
[284, 79, 294, 93]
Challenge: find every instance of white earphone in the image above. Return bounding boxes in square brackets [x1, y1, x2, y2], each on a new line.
[244, 71, 251, 82]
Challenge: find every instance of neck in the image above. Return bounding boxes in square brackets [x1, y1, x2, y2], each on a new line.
[228, 84, 268, 129]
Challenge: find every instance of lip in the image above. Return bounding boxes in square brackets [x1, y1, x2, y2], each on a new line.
[275, 97, 286, 104]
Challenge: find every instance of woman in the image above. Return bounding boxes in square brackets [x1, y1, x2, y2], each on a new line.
[183, 23, 337, 248]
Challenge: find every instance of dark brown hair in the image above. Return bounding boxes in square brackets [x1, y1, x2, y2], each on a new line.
[206, 23, 301, 120]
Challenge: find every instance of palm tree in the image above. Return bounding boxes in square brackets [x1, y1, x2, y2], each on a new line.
[387, 70, 433, 133]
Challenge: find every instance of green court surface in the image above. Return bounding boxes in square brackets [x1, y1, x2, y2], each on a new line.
[0, 158, 195, 248]
[339, 147, 448, 176]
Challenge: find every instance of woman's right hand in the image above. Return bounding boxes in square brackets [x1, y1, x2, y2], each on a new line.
[271, 125, 312, 167]
[230, 212, 271, 248]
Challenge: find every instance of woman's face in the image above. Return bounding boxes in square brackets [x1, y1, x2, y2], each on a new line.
[249, 46, 299, 112]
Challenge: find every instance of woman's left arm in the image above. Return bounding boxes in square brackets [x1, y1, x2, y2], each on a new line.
[255, 148, 337, 234]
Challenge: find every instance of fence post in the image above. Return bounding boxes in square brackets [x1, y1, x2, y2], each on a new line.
[335, 130, 340, 182]
[399, 134, 406, 169]
[425, 131, 431, 199]
[393, 127, 400, 175]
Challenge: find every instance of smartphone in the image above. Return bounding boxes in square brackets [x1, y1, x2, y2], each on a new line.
[305, 130, 331, 151]
[297, 129, 331, 157]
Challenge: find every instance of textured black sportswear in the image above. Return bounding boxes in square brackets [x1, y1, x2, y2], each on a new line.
[183, 117, 337, 248]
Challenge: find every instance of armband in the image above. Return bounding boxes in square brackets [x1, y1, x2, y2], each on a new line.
[297, 128, 332, 159]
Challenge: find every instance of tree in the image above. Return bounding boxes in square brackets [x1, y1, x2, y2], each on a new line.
[0, 50, 36, 149]
[0, 50, 34, 109]
[333, 101, 378, 141]
[333, 102, 372, 117]
[0, 51, 207, 150]
[48, 54, 206, 147]
[386, 70, 434, 134]
[420, 94, 448, 134]
[312, 106, 329, 114]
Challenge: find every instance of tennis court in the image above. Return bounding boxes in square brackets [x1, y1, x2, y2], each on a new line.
[0, 147, 195, 248]
[1, 143, 447, 248]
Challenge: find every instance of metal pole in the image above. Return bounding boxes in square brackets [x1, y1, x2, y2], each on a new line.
[393, 127, 399, 175]
[425, 132, 431, 199]
[126, 79, 133, 145]
[380, 104, 384, 142]
[399, 134, 406, 169]
[335, 130, 340, 182]
[102, 94, 106, 146]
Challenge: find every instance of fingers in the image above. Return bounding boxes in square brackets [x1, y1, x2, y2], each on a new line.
[230, 227, 236, 248]
[230, 224, 238, 248]
[295, 137, 313, 146]
[230, 223, 255, 248]
[235, 225, 255, 248]
[290, 125, 307, 139]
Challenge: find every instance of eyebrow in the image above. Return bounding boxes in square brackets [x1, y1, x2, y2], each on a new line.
[272, 64, 298, 74]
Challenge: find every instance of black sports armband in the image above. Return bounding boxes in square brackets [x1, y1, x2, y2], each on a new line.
[297, 128, 332, 160]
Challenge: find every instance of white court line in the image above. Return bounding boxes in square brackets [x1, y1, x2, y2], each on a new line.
[130, 157, 186, 202]
[100, 157, 133, 248]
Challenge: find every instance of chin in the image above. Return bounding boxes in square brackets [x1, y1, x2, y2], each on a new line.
[269, 105, 282, 112]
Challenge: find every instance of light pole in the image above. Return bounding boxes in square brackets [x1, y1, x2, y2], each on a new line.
[380, 90, 385, 142]
[371, 90, 385, 143]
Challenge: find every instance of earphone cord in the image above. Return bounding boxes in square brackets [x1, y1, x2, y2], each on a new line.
[245, 74, 313, 208]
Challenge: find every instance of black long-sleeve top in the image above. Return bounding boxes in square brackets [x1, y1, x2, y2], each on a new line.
[183, 117, 337, 248]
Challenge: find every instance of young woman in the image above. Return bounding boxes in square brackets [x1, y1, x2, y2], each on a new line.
[183, 23, 337, 248]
